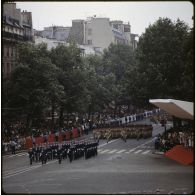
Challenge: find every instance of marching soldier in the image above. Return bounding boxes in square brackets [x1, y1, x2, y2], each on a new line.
[40, 148, 48, 164]
[121, 129, 127, 142]
[136, 129, 141, 141]
[67, 147, 73, 163]
[93, 131, 101, 144]
[57, 146, 62, 164]
[28, 148, 34, 165]
[105, 129, 112, 143]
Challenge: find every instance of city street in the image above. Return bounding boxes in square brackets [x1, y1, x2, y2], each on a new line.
[2, 123, 193, 194]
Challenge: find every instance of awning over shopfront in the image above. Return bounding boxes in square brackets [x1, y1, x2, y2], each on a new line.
[149, 99, 194, 120]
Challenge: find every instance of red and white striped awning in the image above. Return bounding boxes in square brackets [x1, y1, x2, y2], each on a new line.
[149, 99, 193, 120]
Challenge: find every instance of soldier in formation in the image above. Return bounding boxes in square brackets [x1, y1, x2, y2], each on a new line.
[104, 129, 112, 143]
[93, 125, 152, 141]
[28, 140, 98, 165]
[120, 129, 127, 142]
[93, 131, 101, 144]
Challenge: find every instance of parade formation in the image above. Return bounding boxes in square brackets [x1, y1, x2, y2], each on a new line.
[93, 124, 153, 142]
[28, 140, 98, 165]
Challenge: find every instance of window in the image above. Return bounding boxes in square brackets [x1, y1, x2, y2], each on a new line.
[11, 47, 14, 57]
[3, 64, 5, 74]
[88, 28, 92, 35]
[7, 63, 10, 74]
[7, 47, 9, 57]
[113, 24, 118, 29]
[9, 47, 12, 57]
[3, 47, 6, 57]
[87, 40, 92, 45]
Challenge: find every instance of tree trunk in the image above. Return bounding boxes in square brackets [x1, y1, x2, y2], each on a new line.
[88, 104, 91, 120]
[59, 106, 64, 127]
[51, 100, 55, 129]
[26, 113, 32, 134]
[67, 112, 69, 126]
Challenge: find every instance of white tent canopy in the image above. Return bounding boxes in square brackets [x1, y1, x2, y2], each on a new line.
[149, 99, 194, 120]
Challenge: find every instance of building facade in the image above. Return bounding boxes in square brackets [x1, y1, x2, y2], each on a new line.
[67, 16, 138, 52]
[41, 26, 70, 41]
[34, 36, 67, 50]
[2, 3, 34, 78]
[38, 16, 138, 54]
[68, 20, 85, 44]
[34, 36, 98, 56]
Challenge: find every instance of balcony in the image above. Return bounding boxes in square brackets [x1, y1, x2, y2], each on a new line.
[3, 31, 33, 42]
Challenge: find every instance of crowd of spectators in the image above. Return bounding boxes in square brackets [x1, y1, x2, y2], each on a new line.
[154, 125, 193, 152]
[2, 121, 94, 154]
[2, 121, 28, 154]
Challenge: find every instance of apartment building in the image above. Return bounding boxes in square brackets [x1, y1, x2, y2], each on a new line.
[34, 36, 97, 56]
[68, 17, 138, 52]
[2, 2, 34, 78]
[41, 26, 70, 41]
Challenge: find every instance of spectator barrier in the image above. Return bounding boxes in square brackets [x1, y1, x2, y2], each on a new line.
[73, 128, 78, 138]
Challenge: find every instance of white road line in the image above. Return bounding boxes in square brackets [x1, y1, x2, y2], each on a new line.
[3, 160, 57, 179]
[116, 149, 126, 154]
[142, 150, 151, 155]
[98, 138, 120, 148]
[4, 165, 41, 177]
[131, 138, 154, 151]
[107, 149, 118, 154]
[3, 165, 34, 175]
[129, 148, 136, 153]
[134, 150, 142, 154]
[99, 149, 110, 154]
[3, 153, 28, 158]
[97, 149, 103, 152]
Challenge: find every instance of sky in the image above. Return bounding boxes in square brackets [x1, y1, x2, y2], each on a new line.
[16, 1, 193, 36]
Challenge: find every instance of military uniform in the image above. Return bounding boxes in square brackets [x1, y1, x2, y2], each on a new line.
[105, 130, 112, 143]
[121, 130, 127, 142]
[28, 148, 34, 165]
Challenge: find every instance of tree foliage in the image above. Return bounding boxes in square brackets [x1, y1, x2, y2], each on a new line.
[3, 17, 193, 129]
[134, 18, 193, 104]
[5, 43, 65, 128]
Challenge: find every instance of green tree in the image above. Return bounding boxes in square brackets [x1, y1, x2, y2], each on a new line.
[102, 43, 136, 114]
[135, 17, 192, 104]
[180, 27, 194, 101]
[5, 43, 65, 130]
[51, 44, 86, 126]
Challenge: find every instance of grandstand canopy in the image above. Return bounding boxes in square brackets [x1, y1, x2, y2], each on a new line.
[149, 99, 194, 120]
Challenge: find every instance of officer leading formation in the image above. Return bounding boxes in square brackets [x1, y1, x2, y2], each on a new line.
[28, 140, 98, 165]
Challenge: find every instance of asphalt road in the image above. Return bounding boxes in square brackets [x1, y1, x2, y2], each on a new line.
[2, 121, 194, 194]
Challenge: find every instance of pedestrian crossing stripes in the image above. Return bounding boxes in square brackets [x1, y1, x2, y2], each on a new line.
[134, 150, 142, 154]
[116, 149, 126, 154]
[99, 149, 110, 154]
[129, 148, 136, 153]
[98, 149, 151, 155]
[107, 149, 118, 154]
[142, 150, 150, 155]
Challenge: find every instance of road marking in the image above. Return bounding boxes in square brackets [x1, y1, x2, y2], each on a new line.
[3, 152, 28, 158]
[129, 148, 136, 153]
[134, 150, 142, 154]
[3, 160, 57, 179]
[116, 149, 126, 154]
[3, 165, 32, 175]
[99, 149, 110, 154]
[142, 150, 151, 155]
[98, 138, 120, 148]
[97, 149, 103, 152]
[107, 149, 118, 154]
